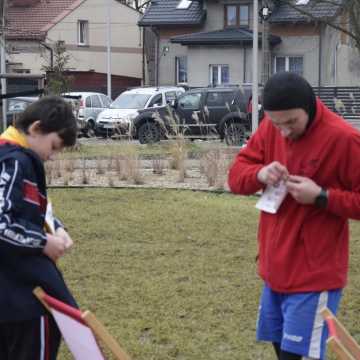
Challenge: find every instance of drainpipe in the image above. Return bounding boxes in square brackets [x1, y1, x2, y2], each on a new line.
[40, 42, 53, 70]
[142, 27, 145, 85]
[152, 27, 160, 87]
[243, 47, 247, 83]
[334, 43, 339, 86]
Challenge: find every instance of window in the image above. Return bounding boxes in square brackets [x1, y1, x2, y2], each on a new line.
[148, 94, 163, 107]
[275, 56, 303, 76]
[178, 93, 201, 110]
[165, 91, 177, 104]
[91, 95, 102, 108]
[78, 20, 89, 46]
[100, 94, 111, 107]
[225, 4, 249, 27]
[206, 92, 226, 107]
[85, 96, 91, 107]
[239, 5, 249, 26]
[206, 92, 234, 107]
[175, 56, 187, 84]
[209, 64, 230, 86]
[177, 0, 192, 9]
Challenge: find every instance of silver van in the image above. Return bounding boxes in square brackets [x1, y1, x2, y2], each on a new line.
[63, 92, 112, 137]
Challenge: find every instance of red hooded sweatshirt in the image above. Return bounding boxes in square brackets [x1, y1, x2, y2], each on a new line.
[228, 99, 360, 293]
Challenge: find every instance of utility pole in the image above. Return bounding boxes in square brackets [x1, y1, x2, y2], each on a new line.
[252, 0, 259, 133]
[106, 0, 112, 98]
[260, 3, 271, 85]
[0, 0, 7, 130]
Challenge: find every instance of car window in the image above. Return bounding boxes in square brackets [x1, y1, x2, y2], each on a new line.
[206, 92, 234, 107]
[85, 96, 91, 108]
[148, 94, 163, 108]
[91, 95, 102, 108]
[8, 100, 29, 112]
[178, 93, 201, 110]
[100, 94, 111, 107]
[165, 91, 176, 104]
[111, 93, 151, 109]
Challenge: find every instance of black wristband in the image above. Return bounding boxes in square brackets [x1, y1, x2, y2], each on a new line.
[315, 188, 328, 208]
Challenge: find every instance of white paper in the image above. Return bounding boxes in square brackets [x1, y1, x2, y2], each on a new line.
[51, 309, 105, 360]
[45, 201, 55, 234]
[255, 181, 288, 214]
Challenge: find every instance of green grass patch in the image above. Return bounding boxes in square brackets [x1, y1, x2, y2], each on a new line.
[50, 188, 360, 359]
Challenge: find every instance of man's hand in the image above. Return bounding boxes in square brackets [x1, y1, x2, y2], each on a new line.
[286, 175, 321, 204]
[257, 161, 289, 186]
[43, 234, 68, 262]
[55, 227, 73, 250]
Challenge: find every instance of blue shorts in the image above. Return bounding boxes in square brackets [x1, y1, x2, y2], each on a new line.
[256, 284, 342, 359]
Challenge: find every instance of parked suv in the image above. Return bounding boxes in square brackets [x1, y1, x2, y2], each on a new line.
[63, 92, 112, 137]
[132, 86, 263, 145]
[95, 86, 185, 138]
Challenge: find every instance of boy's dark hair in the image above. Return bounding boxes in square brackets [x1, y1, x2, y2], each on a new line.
[15, 96, 77, 147]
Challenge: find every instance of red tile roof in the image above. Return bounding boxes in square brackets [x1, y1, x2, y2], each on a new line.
[6, 0, 85, 40]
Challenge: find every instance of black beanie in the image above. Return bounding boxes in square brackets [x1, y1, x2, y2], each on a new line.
[263, 72, 317, 123]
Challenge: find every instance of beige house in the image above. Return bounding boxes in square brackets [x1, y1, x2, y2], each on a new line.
[6, 0, 143, 96]
[139, 0, 360, 88]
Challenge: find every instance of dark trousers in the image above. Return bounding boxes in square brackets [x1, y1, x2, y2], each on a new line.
[0, 315, 61, 360]
[273, 342, 313, 360]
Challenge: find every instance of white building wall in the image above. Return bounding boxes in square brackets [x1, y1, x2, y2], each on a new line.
[271, 35, 320, 86]
[187, 46, 259, 87]
[8, 0, 142, 78]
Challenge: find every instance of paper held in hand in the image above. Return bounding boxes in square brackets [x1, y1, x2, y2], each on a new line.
[255, 181, 288, 214]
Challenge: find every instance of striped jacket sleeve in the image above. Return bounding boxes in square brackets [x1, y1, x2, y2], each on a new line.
[0, 158, 47, 255]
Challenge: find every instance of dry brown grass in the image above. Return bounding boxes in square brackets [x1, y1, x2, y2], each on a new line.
[200, 149, 232, 189]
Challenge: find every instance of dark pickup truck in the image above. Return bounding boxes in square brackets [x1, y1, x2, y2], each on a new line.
[131, 86, 262, 145]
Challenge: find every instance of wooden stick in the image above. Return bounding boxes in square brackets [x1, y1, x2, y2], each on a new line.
[327, 337, 356, 360]
[82, 310, 131, 360]
[33, 286, 51, 312]
[321, 307, 360, 359]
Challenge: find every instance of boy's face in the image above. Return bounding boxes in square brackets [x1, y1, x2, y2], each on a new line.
[266, 108, 309, 140]
[27, 130, 64, 161]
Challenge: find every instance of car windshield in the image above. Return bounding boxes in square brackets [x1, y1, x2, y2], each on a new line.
[8, 99, 33, 112]
[111, 93, 151, 109]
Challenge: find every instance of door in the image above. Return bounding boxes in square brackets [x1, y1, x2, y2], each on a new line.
[205, 91, 236, 134]
[175, 92, 205, 136]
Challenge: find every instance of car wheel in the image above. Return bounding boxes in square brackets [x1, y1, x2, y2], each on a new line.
[224, 121, 246, 146]
[85, 121, 96, 138]
[138, 121, 161, 144]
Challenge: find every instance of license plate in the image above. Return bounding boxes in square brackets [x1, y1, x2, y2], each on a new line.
[103, 124, 114, 129]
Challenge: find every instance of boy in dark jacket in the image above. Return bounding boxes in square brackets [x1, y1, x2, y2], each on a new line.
[0, 96, 78, 359]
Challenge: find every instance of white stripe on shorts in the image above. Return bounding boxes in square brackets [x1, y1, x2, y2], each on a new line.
[308, 291, 328, 358]
[40, 316, 45, 360]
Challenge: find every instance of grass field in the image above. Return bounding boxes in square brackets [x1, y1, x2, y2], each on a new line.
[51, 188, 360, 360]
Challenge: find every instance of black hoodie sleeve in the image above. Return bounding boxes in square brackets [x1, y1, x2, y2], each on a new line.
[0, 157, 47, 255]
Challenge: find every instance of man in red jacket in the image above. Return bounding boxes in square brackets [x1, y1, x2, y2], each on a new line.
[228, 72, 360, 360]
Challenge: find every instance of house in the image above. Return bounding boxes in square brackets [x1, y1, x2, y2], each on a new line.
[138, 0, 360, 88]
[5, 0, 144, 97]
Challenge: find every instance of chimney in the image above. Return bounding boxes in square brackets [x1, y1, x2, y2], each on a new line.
[11, 0, 40, 7]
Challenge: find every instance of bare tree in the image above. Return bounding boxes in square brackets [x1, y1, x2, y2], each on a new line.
[42, 41, 73, 95]
[274, 0, 360, 53]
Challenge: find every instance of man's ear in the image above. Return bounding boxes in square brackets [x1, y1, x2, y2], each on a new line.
[28, 121, 42, 136]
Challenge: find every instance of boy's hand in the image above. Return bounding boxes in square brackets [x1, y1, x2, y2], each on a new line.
[55, 227, 73, 250]
[43, 234, 68, 262]
[286, 175, 321, 204]
[257, 161, 289, 186]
